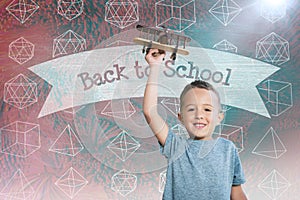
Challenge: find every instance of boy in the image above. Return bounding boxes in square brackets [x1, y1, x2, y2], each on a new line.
[143, 49, 247, 200]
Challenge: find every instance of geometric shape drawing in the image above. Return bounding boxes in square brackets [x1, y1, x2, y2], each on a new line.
[171, 124, 189, 139]
[159, 169, 167, 193]
[107, 130, 140, 162]
[105, 0, 139, 29]
[260, 1, 286, 23]
[213, 39, 237, 53]
[4, 74, 38, 109]
[62, 106, 86, 120]
[258, 79, 293, 116]
[49, 124, 84, 157]
[6, 0, 39, 24]
[155, 0, 196, 32]
[106, 40, 134, 47]
[256, 32, 290, 66]
[0, 121, 40, 158]
[58, 0, 84, 20]
[252, 127, 287, 159]
[161, 98, 180, 116]
[8, 37, 35, 64]
[111, 169, 137, 197]
[0, 169, 35, 200]
[52, 30, 86, 58]
[258, 169, 290, 199]
[209, 0, 242, 26]
[62, 107, 83, 115]
[213, 123, 244, 153]
[101, 99, 136, 119]
[221, 104, 231, 113]
[55, 167, 88, 199]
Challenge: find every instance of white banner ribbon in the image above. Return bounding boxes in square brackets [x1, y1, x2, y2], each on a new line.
[29, 46, 279, 118]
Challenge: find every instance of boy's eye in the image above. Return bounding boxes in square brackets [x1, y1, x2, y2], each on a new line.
[204, 108, 212, 112]
[187, 108, 195, 112]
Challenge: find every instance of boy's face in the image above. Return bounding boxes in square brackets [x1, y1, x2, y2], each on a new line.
[178, 88, 224, 140]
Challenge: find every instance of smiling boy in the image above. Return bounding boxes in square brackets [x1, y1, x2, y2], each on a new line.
[143, 49, 247, 200]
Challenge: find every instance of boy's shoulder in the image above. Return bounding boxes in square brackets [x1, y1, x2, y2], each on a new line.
[217, 137, 233, 144]
[216, 137, 237, 150]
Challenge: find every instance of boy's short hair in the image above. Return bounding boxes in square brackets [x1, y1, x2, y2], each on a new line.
[179, 80, 222, 112]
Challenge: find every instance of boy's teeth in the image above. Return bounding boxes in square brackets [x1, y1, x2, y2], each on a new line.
[195, 123, 205, 127]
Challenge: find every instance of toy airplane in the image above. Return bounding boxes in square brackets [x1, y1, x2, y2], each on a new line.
[133, 24, 191, 60]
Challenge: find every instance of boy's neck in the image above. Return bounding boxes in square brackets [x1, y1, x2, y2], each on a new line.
[190, 135, 214, 140]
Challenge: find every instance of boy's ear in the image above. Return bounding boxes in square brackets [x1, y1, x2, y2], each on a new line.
[217, 112, 224, 125]
[178, 113, 183, 122]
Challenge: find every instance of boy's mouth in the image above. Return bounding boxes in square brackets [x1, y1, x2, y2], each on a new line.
[193, 123, 206, 129]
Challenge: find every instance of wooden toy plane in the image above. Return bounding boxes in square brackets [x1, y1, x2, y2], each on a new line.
[133, 24, 191, 60]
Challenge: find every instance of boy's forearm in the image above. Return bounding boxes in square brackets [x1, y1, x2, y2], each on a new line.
[143, 64, 160, 118]
[230, 185, 248, 200]
[231, 194, 247, 200]
[143, 66, 159, 123]
[143, 63, 169, 145]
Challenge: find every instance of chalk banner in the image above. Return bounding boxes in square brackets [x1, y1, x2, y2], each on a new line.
[29, 45, 279, 118]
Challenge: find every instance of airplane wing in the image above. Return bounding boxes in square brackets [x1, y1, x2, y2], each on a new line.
[136, 24, 191, 44]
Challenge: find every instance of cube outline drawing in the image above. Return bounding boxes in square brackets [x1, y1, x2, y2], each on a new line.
[213, 123, 244, 153]
[0, 121, 41, 158]
[155, 0, 196, 32]
[258, 79, 293, 116]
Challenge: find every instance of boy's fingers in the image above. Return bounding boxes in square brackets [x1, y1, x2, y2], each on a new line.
[146, 48, 165, 57]
[146, 48, 158, 55]
[145, 48, 166, 64]
[152, 49, 166, 57]
[158, 49, 166, 55]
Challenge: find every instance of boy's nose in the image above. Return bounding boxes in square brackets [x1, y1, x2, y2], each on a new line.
[195, 110, 204, 119]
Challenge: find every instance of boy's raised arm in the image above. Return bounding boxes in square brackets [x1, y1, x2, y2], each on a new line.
[143, 49, 169, 146]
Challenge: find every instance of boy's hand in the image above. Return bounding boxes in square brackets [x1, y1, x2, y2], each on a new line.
[145, 48, 166, 65]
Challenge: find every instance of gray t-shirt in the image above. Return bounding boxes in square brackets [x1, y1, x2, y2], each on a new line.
[161, 130, 246, 200]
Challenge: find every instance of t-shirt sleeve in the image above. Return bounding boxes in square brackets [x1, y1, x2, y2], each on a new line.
[232, 147, 246, 185]
[160, 129, 187, 159]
